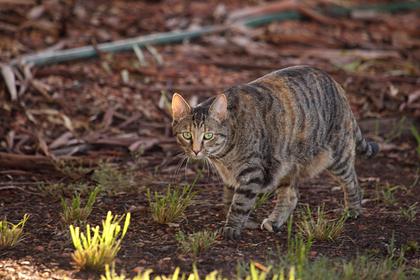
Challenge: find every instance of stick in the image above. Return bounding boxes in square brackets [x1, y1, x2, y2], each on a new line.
[11, 25, 227, 66]
[0, 152, 95, 170]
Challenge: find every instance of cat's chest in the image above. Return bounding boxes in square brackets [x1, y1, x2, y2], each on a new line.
[212, 160, 238, 187]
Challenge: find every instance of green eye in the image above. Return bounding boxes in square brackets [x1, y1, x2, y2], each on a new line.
[182, 132, 192, 140]
[203, 132, 214, 140]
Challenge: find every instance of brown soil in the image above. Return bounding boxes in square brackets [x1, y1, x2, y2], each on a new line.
[0, 0, 419, 279]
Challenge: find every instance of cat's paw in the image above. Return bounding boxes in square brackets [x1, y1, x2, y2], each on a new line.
[244, 220, 259, 229]
[222, 226, 241, 240]
[346, 207, 362, 219]
[260, 218, 281, 233]
[244, 217, 259, 229]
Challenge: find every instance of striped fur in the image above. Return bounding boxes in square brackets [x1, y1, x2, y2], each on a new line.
[171, 65, 379, 239]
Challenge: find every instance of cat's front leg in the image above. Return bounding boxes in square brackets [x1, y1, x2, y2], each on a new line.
[223, 167, 264, 239]
[223, 190, 258, 239]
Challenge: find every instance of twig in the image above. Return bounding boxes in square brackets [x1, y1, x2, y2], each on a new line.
[132, 45, 147, 66]
[145, 45, 163, 66]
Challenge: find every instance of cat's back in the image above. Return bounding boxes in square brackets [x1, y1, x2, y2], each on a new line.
[225, 65, 348, 120]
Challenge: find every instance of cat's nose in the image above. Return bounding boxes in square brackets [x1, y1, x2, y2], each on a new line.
[192, 149, 200, 155]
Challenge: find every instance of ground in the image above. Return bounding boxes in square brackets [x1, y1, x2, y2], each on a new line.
[0, 0, 419, 279]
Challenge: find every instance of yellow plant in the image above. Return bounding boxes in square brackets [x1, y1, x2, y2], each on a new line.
[70, 211, 131, 271]
[0, 214, 29, 248]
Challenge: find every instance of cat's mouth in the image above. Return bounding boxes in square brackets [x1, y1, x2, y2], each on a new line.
[189, 151, 206, 160]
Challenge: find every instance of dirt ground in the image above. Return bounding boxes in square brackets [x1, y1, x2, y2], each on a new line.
[0, 0, 419, 279]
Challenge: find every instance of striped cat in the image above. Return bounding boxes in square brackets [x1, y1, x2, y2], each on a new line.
[171, 65, 379, 239]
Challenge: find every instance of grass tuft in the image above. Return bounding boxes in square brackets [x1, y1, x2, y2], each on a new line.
[297, 204, 347, 241]
[0, 214, 29, 248]
[69, 211, 131, 271]
[253, 192, 274, 210]
[410, 125, 420, 157]
[176, 230, 218, 257]
[377, 184, 400, 206]
[61, 187, 100, 225]
[92, 163, 134, 195]
[399, 202, 417, 222]
[147, 184, 195, 224]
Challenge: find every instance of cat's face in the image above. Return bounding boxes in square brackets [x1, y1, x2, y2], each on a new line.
[171, 93, 228, 160]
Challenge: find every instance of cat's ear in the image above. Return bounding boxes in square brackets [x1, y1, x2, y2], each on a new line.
[209, 94, 228, 121]
[172, 93, 191, 121]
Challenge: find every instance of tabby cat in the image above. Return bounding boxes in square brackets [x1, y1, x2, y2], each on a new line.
[171, 65, 379, 240]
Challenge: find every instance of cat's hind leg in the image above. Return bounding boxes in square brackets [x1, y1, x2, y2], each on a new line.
[261, 178, 298, 233]
[328, 152, 362, 217]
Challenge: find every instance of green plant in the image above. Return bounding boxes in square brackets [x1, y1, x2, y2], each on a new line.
[0, 214, 29, 248]
[297, 204, 347, 241]
[69, 211, 131, 271]
[410, 125, 420, 157]
[342, 255, 406, 280]
[101, 255, 410, 280]
[54, 160, 92, 179]
[92, 163, 134, 195]
[286, 215, 312, 279]
[253, 192, 274, 210]
[384, 117, 406, 143]
[399, 202, 417, 222]
[101, 263, 126, 280]
[38, 182, 93, 198]
[61, 187, 100, 225]
[176, 230, 218, 257]
[147, 184, 195, 224]
[376, 184, 400, 206]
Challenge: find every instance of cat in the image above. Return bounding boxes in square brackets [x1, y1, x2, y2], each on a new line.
[171, 65, 379, 240]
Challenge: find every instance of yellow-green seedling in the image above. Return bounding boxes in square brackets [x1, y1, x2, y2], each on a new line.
[176, 230, 218, 257]
[147, 184, 195, 224]
[297, 204, 347, 241]
[61, 187, 100, 225]
[101, 263, 126, 280]
[0, 214, 29, 248]
[69, 211, 131, 271]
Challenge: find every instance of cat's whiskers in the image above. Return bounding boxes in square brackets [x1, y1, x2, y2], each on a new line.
[173, 156, 188, 179]
[207, 158, 223, 184]
[203, 157, 211, 177]
[184, 157, 191, 179]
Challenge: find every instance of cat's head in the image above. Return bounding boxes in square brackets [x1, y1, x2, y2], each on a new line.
[171, 93, 229, 160]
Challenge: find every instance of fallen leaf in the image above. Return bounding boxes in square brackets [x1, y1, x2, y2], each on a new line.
[1, 64, 17, 101]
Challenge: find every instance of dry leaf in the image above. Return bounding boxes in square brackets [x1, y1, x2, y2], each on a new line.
[1, 64, 17, 101]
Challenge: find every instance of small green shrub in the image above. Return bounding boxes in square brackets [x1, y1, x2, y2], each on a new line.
[92, 163, 134, 195]
[399, 202, 417, 222]
[69, 211, 131, 271]
[61, 187, 100, 225]
[176, 230, 218, 257]
[38, 182, 93, 198]
[297, 204, 347, 241]
[0, 214, 29, 248]
[147, 184, 195, 224]
[377, 184, 400, 206]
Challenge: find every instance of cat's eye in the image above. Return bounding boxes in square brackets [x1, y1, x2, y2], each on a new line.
[182, 132, 192, 140]
[203, 132, 214, 140]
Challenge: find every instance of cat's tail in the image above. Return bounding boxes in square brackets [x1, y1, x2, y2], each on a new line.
[354, 123, 379, 158]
